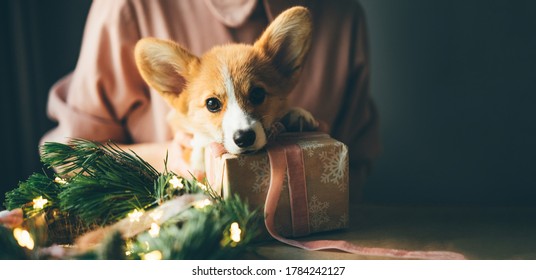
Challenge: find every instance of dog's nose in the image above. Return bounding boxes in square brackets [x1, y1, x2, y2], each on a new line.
[233, 130, 256, 148]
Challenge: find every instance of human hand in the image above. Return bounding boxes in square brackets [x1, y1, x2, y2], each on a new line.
[167, 132, 205, 181]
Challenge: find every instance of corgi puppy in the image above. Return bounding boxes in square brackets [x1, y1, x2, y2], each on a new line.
[135, 6, 318, 175]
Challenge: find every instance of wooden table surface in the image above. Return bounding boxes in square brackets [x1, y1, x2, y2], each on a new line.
[251, 204, 536, 260]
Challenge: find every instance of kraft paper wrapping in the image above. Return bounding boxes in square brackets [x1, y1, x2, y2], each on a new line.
[205, 133, 349, 237]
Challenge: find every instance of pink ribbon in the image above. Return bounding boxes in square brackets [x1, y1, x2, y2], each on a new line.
[264, 143, 466, 260]
[284, 143, 310, 237]
[207, 139, 466, 260]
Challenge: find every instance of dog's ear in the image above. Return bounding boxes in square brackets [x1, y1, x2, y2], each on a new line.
[254, 6, 312, 77]
[135, 38, 199, 97]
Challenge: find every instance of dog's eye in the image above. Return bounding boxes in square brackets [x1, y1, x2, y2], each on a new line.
[206, 98, 222, 113]
[249, 87, 266, 106]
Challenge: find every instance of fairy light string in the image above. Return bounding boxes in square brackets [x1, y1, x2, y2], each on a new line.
[2, 139, 260, 260]
[32, 196, 48, 210]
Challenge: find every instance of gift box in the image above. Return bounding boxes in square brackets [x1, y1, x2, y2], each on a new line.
[205, 133, 349, 238]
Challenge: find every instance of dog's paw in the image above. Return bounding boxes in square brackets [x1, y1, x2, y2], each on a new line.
[281, 107, 319, 132]
[190, 148, 206, 180]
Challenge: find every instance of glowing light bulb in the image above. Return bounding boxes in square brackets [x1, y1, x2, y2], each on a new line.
[169, 175, 184, 189]
[124, 240, 134, 256]
[196, 182, 208, 191]
[143, 250, 162, 260]
[54, 177, 67, 185]
[13, 228, 35, 250]
[149, 210, 163, 222]
[230, 222, 241, 243]
[32, 196, 48, 209]
[149, 223, 160, 237]
[193, 198, 212, 209]
[128, 209, 144, 222]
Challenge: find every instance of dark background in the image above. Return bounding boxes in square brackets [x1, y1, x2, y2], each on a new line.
[1, 0, 535, 206]
[360, 0, 536, 205]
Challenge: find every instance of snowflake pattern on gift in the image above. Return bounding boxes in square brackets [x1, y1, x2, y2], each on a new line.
[298, 140, 324, 158]
[249, 158, 270, 194]
[318, 144, 349, 192]
[236, 156, 246, 167]
[248, 156, 288, 193]
[337, 213, 349, 229]
[308, 195, 330, 231]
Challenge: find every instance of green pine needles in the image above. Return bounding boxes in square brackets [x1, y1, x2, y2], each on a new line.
[130, 195, 260, 260]
[4, 173, 61, 218]
[41, 139, 159, 225]
[2, 138, 261, 260]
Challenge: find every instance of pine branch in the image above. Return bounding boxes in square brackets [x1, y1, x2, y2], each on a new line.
[40, 139, 159, 182]
[214, 194, 261, 257]
[40, 139, 162, 225]
[129, 195, 260, 259]
[4, 173, 60, 217]
[4, 138, 262, 260]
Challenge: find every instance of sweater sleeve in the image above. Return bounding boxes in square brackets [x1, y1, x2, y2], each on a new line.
[41, 0, 147, 145]
[328, 3, 380, 201]
[331, 3, 381, 170]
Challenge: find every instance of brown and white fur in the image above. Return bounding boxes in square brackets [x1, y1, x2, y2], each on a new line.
[134, 6, 318, 175]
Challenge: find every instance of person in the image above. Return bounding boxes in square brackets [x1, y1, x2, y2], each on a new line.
[41, 0, 380, 202]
